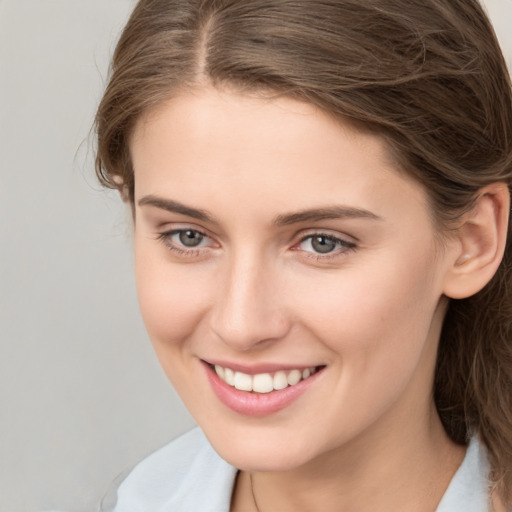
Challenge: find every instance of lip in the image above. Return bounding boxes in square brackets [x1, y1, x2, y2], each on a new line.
[204, 358, 320, 375]
[202, 361, 325, 417]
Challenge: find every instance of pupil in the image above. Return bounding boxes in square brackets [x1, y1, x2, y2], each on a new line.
[311, 236, 336, 254]
[179, 230, 203, 247]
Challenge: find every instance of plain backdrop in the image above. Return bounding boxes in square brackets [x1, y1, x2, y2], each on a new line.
[0, 1, 511, 511]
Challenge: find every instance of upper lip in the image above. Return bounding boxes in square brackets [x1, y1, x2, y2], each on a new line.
[202, 359, 324, 375]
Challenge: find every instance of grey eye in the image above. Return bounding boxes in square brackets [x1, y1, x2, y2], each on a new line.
[178, 230, 204, 247]
[310, 235, 338, 253]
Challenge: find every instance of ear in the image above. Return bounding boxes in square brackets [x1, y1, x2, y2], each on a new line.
[443, 183, 510, 299]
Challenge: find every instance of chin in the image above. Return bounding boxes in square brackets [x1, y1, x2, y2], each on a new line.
[220, 446, 313, 473]
[202, 423, 322, 472]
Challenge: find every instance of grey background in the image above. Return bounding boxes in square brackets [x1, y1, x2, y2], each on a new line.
[0, 1, 510, 511]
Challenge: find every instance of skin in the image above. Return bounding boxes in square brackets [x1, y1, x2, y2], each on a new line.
[129, 86, 493, 511]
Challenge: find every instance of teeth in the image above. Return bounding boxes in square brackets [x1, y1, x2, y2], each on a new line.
[214, 365, 318, 394]
[224, 367, 235, 386]
[273, 371, 288, 390]
[287, 369, 302, 386]
[253, 373, 274, 393]
[214, 365, 225, 379]
[234, 372, 253, 391]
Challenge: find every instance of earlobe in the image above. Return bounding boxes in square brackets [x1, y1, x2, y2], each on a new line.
[443, 183, 510, 300]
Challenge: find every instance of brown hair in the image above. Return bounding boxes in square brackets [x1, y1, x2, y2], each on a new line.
[95, 0, 512, 502]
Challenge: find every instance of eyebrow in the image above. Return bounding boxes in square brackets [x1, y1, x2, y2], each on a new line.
[273, 206, 382, 226]
[138, 195, 382, 225]
[138, 195, 214, 222]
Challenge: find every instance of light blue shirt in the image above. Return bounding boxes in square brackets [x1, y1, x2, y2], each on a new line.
[112, 428, 491, 512]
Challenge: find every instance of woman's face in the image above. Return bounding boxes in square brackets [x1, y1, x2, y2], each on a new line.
[131, 87, 455, 471]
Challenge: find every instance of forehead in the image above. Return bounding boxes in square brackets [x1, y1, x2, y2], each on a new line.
[130, 87, 429, 223]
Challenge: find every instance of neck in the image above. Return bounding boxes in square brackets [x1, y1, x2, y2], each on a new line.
[232, 404, 465, 512]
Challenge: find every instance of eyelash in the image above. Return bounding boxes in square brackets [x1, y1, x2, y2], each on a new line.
[294, 233, 357, 261]
[156, 228, 357, 261]
[156, 228, 213, 257]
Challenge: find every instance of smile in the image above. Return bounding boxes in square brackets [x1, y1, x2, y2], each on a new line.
[213, 364, 320, 394]
[204, 361, 326, 416]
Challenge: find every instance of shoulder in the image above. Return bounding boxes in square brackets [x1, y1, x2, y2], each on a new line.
[113, 428, 237, 512]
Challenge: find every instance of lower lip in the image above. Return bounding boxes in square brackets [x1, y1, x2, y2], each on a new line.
[204, 363, 324, 417]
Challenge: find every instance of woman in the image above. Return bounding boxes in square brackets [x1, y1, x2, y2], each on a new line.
[95, 0, 512, 510]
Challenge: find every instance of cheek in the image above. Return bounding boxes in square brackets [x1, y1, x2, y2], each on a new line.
[134, 242, 210, 352]
[288, 250, 443, 363]
[287, 258, 444, 442]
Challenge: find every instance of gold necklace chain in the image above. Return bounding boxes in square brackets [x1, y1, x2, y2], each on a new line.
[248, 471, 498, 512]
[249, 472, 262, 512]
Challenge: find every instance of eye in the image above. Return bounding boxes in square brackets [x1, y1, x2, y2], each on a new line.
[156, 228, 214, 255]
[176, 229, 205, 247]
[305, 235, 338, 254]
[297, 233, 356, 255]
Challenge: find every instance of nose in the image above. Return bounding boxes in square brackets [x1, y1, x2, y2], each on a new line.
[209, 251, 291, 351]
